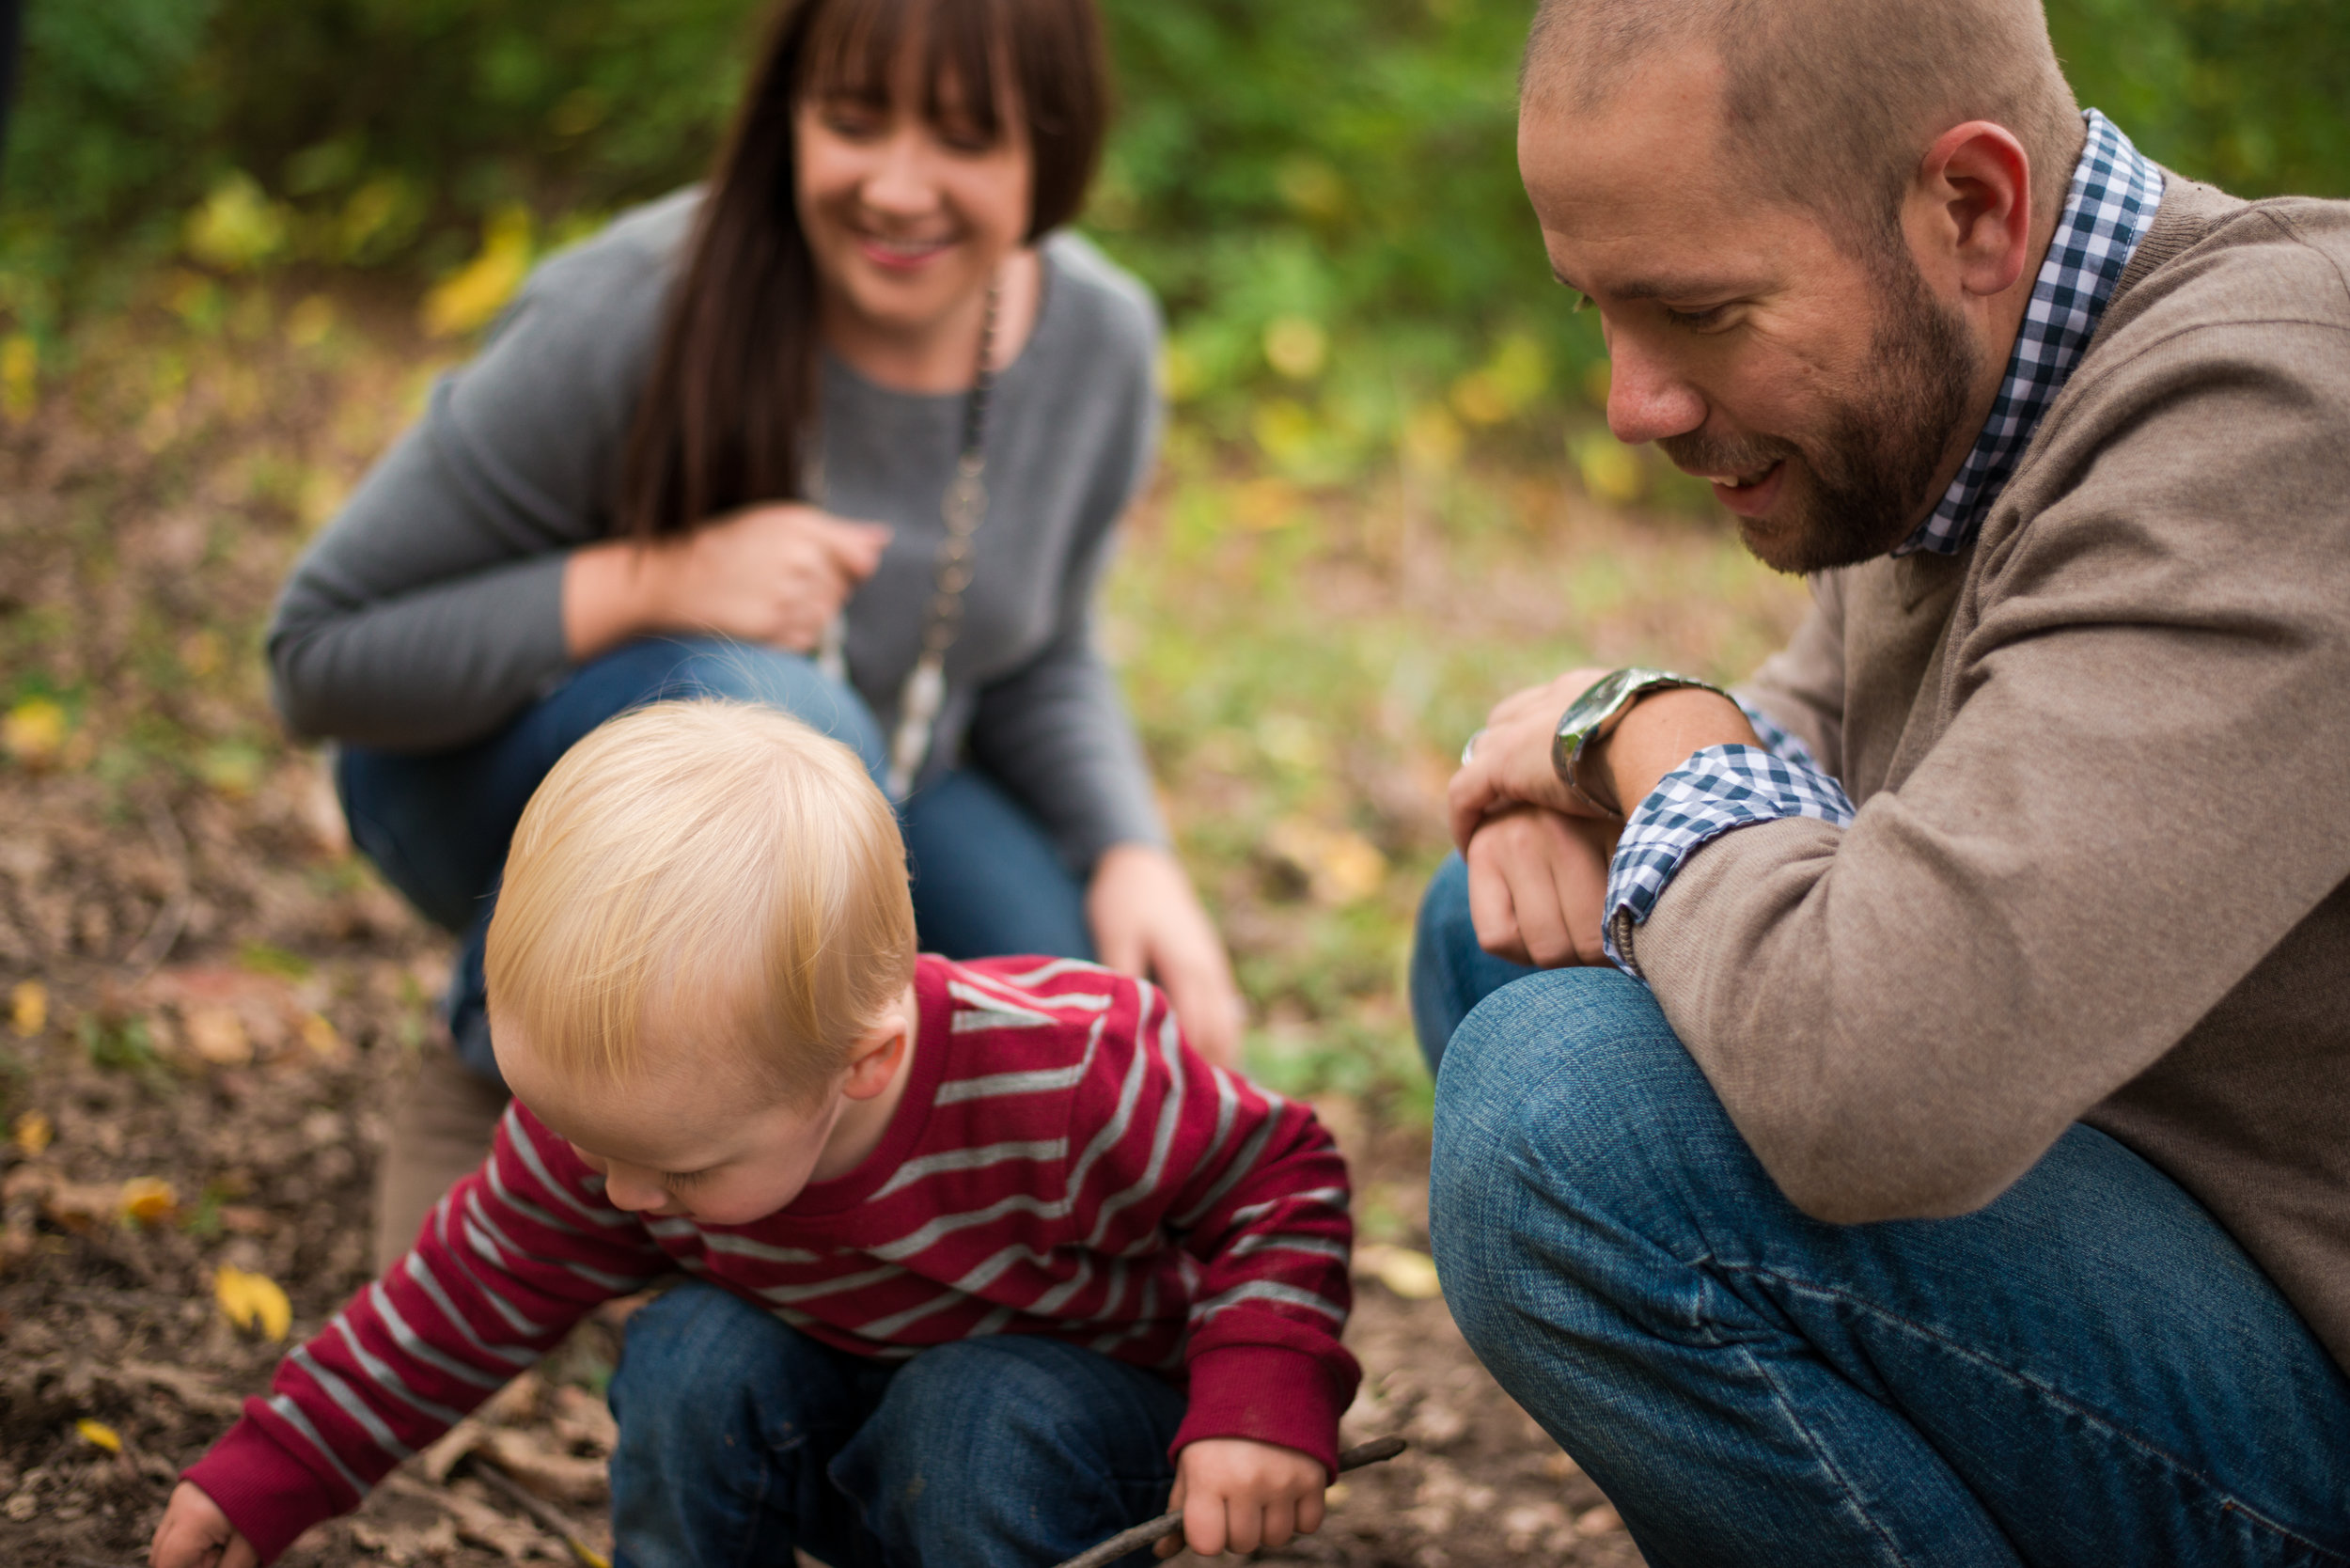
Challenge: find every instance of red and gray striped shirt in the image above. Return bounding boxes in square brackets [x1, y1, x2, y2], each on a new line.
[187, 954, 1359, 1560]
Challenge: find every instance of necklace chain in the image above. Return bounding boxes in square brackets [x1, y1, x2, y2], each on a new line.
[812, 278, 1001, 798]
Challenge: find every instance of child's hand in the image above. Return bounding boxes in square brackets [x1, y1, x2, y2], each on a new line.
[149, 1481, 258, 1568]
[1157, 1437, 1328, 1557]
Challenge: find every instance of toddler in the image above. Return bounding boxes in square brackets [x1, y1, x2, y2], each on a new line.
[150, 701, 1355, 1568]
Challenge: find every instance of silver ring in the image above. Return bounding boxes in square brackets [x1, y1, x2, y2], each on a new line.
[1461, 728, 1487, 766]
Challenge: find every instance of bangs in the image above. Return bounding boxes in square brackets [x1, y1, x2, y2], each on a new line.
[800, 0, 1013, 143]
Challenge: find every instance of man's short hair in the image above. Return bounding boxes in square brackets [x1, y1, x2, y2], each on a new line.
[1525, 0, 2083, 255]
[486, 699, 916, 1104]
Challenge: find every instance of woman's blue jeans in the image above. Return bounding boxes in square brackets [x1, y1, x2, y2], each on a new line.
[1412, 855, 2350, 1565]
[607, 1282, 1183, 1568]
[337, 637, 1094, 1081]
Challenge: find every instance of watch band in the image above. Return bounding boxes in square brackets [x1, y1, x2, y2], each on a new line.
[1551, 666, 1725, 818]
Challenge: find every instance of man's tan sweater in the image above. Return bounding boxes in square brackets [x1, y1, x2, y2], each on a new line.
[1635, 176, 2350, 1379]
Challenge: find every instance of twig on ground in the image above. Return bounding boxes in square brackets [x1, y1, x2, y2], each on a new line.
[1049, 1435, 1409, 1568]
[120, 794, 191, 983]
[467, 1456, 612, 1568]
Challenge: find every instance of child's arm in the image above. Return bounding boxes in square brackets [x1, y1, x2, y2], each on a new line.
[163, 1105, 668, 1564]
[1066, 974, 1359, 1555]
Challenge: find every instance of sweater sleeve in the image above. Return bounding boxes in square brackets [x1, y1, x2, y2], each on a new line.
[264, 198, 687, 750]
[1631, 308, 2350, 1226]
[180, 1106, 670, 1563]
[1058, 974, 1358, 1473]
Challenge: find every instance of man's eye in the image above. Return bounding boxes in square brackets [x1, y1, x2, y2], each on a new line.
[663, 1168, 713, 1189]
[1664, 304, 1731, 330]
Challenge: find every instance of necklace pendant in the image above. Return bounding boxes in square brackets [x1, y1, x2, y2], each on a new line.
[887, 652, 948, 799]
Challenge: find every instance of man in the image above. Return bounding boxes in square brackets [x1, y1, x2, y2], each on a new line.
[1417, 0, 2350, 1560]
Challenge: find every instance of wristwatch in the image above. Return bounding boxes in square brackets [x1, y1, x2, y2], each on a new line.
[1552, 666, 1725, 817]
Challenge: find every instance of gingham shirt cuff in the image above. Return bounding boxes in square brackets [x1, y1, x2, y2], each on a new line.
[1733, 697, 1826, 774]
[1603, 744, 1856, 973]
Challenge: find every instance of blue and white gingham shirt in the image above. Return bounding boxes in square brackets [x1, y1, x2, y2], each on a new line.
[1603, 111, 2164, 969]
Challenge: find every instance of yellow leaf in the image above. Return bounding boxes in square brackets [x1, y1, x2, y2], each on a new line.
[215, 1264, 292, 1341]
[12, 1109, 52, 1156]
[422, 207, 534, 339]
[9, 980, 46, 1039]
[1, 333, 37, 422]
[119, 1177, 179, 1226]
[1262, 316, 1328, 382]
[1402, 403, 1465, 476]
[300, 1012, 345, 1058]
[1354, 1242, 1443, 1300]
[3, 698, 68, 768]
[1571, 431, 1645, 505]
[184, 172, 290, 272]
[183, 1006, 253, 1066]
[75, 1418, 123, 1454]
[1264, 818, 1388, 908]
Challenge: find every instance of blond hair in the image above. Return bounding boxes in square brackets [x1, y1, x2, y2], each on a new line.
[485, 699, 916, 1103]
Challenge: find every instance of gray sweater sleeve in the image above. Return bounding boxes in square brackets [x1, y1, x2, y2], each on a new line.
[964, 244, 1170, 869]
[265, 196, 687, 749]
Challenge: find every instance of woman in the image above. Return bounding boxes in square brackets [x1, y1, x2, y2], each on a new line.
[268, 0, 1241, 1268]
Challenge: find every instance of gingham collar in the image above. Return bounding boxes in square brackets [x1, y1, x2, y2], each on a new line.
[1894, 109, 2164, 557]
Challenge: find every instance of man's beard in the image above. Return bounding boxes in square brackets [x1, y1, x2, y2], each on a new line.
[1663, 259, 1982, 574]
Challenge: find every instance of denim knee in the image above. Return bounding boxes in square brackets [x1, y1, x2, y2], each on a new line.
[1429, 969, 1709, 1337]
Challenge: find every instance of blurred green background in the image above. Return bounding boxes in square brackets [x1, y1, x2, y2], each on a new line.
[5, 0, 2345, 426]
[0, 0, 2342, 1127]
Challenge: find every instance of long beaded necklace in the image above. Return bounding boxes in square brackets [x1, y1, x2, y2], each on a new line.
[816, 275, 1002, 799]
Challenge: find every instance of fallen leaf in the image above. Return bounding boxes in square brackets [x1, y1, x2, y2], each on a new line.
[119, 1176, 179, 1226]
[183, 1006, 252, 1066]
[3, 698, 68, 768]
[420, 1417, 492, 1484]
[482, 1428, 608, 1505]
[1354, 1242, 1443, 1300]
[38, 1177, 124, 1232]
[1575, 1502, 1624, 1536]
[215, 1263, 292, 1341]
[75, 1418, 123, 1453]
[12, 1109, 52, 1156]
[1263, 818, 1388, 907]
[301, 1011, 346, 1058]
[8, 980, 46, 1039]
[547, 1385, 618, 1457]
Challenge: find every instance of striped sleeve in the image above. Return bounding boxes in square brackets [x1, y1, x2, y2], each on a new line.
[182, 1106, 668, 1560]
[1068, 979, 1360, 1473]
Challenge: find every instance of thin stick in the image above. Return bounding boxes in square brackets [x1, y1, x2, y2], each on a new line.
[1049, 1435, 1408, 1568]
[467, 1454, 613, 1568]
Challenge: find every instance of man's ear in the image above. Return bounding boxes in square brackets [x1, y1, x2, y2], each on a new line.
[838, 1006, 910, 1102]
[1909, 120, 2035, 300]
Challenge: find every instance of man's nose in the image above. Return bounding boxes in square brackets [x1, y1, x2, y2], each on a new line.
[1604, 337, 1707, 447]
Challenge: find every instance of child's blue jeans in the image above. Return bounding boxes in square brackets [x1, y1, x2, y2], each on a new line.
[607, 1282, 1184, 1568]
[1411, 854, 2350, 1564]
[335, 636, 1096, 1082]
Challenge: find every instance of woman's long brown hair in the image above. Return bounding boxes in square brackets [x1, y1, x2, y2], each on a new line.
[617, 0, 1111, 540]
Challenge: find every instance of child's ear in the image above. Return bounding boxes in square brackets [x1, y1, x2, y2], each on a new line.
[838, 1010, 910, 1101]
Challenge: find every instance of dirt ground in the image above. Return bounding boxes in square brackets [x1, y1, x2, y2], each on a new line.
[0, 283, 1651, 1566]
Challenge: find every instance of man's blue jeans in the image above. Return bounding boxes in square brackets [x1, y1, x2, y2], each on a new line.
[337, 637, 1094, 1081]
[607, 1282, 1183, 1568]
[1413, 855, 2350, 1565]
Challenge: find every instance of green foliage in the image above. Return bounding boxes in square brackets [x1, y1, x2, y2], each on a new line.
[4, 0, 2342, 400]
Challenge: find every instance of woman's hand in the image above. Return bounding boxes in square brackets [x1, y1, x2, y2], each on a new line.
[150, 1482, 257, 1568]
[1155, 1438, 1328, 1558]
[564, 503, 891, 660]
[1465, 805, 1619, 968]
[1088, 844, 1246, 1070]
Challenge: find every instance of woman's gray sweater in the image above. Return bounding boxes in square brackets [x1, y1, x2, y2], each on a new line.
[267, 190, 1167, 870]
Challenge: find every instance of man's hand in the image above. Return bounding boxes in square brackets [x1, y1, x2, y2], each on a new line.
[150, 1482, 257, 1568]
[1448, 666, 1614, 848]
[1156, 1437, 1328, 1558]
[1088, 844, 1245, 1068]
[1465, 806, 1618, 967]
